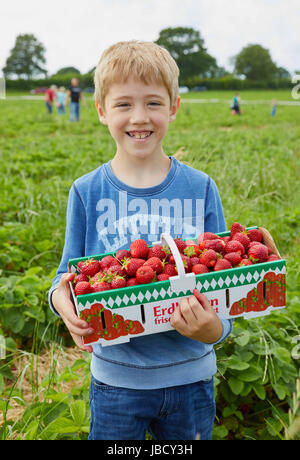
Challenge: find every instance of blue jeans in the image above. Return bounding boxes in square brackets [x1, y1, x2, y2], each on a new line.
[46, 102, 52, 113]
[57, 103, 66, 115]
[70, 101, 80, 121]
[88, 375, 216, 440]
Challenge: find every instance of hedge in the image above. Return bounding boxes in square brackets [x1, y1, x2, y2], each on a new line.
[5, 74, 292, 92]
[5, 73, 94, 91]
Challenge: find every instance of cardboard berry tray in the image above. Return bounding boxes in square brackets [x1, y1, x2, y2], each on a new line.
[68, 228, 286, 347]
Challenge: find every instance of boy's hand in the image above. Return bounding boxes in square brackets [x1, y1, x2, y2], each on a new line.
[52, 273, 94, 352]
[170, 289, 223, 344]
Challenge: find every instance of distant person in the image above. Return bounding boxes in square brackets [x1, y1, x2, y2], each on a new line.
[45, 85, 57, 114]
[66, 78, 85, 122]
[271, 99, 277, 117]
[231, 92, 241, 115]
[56, 86, 67, 115]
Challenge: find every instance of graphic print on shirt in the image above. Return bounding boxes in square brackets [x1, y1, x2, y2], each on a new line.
[96, 191, 204, 252]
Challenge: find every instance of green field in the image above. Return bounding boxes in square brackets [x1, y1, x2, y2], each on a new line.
[0, 90, 300, 440]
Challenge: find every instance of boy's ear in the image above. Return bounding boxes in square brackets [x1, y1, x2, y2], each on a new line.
[95, 101, 107, 125]
[169, 96, 181, 122]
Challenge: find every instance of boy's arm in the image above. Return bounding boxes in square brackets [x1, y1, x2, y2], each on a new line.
[48, 184, 94, 351]
[51, 272, 94, 352]
[49, 184, 82, 279]
[48, 183, 86, 312]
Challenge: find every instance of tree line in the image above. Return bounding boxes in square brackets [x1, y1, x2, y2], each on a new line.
[2, 29, 293, 90]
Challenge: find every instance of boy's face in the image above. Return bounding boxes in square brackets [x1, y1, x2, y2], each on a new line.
[96, 76, 180, 161]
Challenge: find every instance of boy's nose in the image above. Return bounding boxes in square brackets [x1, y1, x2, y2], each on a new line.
[130, 106, 150, 124]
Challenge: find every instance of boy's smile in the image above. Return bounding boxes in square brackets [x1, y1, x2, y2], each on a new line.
[96, 76, 180, 161]
[126, 130, 153, 140]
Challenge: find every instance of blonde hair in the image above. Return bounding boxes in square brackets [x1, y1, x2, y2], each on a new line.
[94, 40, 179, 107]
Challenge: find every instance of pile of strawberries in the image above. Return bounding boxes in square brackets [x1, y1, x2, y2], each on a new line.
[73, 222, 280, 296]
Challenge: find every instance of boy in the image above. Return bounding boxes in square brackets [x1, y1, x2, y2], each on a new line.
[49, 40, 232, 440]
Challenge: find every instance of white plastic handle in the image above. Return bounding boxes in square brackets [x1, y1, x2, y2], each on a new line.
[160, 233, 186, 277]
[153, 233, 196, 295]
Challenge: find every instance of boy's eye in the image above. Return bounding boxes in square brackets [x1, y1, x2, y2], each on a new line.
[116, 103, 130, 107]
[149, 102, 161, 106]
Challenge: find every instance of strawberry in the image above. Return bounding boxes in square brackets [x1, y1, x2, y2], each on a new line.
[111, 275, 126, 289]
[144, 257, 163, 274]
[127, 320, 144, 335]
[229, 299, 247, 316]
[163, 263, 178, 276]
[181, 254, 192, 273]
[183, 244, 201, 257]
[248, 241, 261, 249]
[174, 237, 187, 253]
[122, 257, 145, 277]
[199, 239, 225, 253]
[221, 236, 231, 245]
[191, 264, 209, 274]
[104, 264, 126, 278]
[224, 240, 245, 256]
[230, 222, 246, 238]
[168, 255, 176, 265]
[74, 281, 92, 296]
[185, 239, 198, 246]
[200, 249, 218, 268]
[103, 327, 119, 341]
[224, 252, 242, 266]
[247, 228, 263, 243]
[147, 245, 169, 260]
[239, 259, 253, 266]
[126, 277, 139, 287]
[267, 254, 280, 261]
[77, 258, 101, 277]
[157, 273, 170, 281]
[116, 249, 131, 261]
[90, 303, 103, 316]
[91, 271, 105, 282]
[136, 265, 155, 284]
[248, 243, 268, 263]
[74, 273, 89, 284]
[130, 239, 149, 259]
[214, 259, 232, 271]
[100, 255, 116, 271]
[232, 232, 251, 249]
[190, 256, 200, 266]
[197, 232, 220, 245]
[91, 280, 111, 292]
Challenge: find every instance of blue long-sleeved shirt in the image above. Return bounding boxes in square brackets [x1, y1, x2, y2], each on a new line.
[49, 156, 232, 389]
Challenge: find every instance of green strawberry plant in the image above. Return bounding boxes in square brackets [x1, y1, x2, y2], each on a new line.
[213, 286, 300, 439]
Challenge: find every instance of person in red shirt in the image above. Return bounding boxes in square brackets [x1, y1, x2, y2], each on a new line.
[45, 85, 57, 113]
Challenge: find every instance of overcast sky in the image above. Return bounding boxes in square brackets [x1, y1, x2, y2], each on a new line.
[1, 0, 299, 76]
